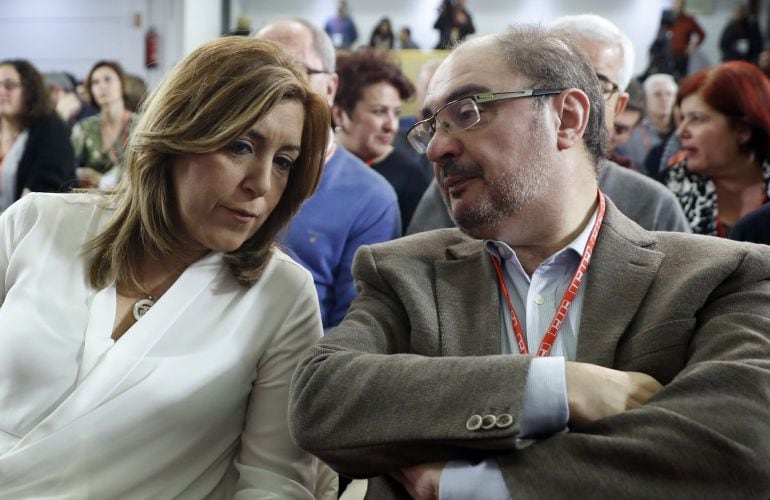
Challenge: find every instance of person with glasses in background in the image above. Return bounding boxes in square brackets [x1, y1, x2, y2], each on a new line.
[407, 14, 689, 236]
[0, 59, 75, 212]
[616, 73, 678, 177]
[256, 19, 401, 331]
[288, 24, 770, 499]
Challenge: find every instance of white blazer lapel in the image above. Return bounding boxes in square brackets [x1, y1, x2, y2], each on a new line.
[9, 252, 223, 452]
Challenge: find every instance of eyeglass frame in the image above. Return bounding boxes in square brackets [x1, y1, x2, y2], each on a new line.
[596, 74, 619, 99]
[0, 79, 22, 91]
[406, 88, 564, 154]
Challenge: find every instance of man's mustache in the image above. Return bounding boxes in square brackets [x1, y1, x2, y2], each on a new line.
[436, 160, 484, 183]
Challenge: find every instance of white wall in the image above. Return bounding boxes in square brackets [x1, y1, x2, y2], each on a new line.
[0, 0, 765, 88]
[237, 0, 767, 78]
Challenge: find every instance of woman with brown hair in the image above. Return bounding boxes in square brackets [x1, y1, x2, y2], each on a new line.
[0, 37, 330, 498]
[0, 59, 75, 211]
[333, 49, 430, 231]
[71, 60, 138, 188]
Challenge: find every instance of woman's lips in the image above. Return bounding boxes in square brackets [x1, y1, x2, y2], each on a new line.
[225, 207, 257, 223]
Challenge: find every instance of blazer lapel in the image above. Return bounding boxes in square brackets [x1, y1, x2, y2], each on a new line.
[435, 239, 501, 357]
[10, 252, 224, 452]
[577, 200, 664, 366]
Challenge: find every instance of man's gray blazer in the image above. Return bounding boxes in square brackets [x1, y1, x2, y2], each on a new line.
[291, 199, 770, 499]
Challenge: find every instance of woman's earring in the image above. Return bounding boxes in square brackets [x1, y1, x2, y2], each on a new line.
[334, 125, 344, 133]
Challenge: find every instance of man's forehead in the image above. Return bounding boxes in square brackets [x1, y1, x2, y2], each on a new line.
[575, 37, 623, 83]
[257, 22, 318, 65]
[425, 40, 513, 110]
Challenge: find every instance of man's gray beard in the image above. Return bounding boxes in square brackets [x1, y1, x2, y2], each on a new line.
[447, 131, 550, 238]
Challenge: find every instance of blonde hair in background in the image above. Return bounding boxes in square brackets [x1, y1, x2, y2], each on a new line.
[86, 36, 329, 292]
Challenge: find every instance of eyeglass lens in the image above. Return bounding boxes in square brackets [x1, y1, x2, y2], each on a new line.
[0, 79, 21, 91]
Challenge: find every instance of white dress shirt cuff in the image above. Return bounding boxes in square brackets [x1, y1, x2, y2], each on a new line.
[439, 459, 512, 500]
[520, 356, 569, 438]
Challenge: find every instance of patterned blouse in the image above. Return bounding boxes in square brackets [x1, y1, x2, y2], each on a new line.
[71, 112, 138, 176]
[664, 158, 770, 236]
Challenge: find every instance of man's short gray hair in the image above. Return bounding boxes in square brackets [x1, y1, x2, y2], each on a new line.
[496, 24, 608, 164]
[550, 14, 635, 92]
[289, 18, 337, 73]
[643, 73, 678, 95]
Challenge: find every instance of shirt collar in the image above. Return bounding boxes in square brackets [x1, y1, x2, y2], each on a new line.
[483, 206, 599, 269]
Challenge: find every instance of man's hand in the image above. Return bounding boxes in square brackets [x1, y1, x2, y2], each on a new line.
[565, 361, 662, 428]
[390, 462, 446, 500]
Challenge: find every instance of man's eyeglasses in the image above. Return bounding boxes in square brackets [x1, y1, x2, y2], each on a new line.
[406, 88, 563, 154]
[0, 79, 21, 91]
[596, 74, 619, 100]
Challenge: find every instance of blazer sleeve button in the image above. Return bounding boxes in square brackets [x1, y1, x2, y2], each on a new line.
[495, 413, 513, 428]
[481, 414, 497, 429]
[466, 414, 483, 431]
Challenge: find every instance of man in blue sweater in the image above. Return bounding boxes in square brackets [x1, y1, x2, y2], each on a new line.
[257, 19, 401, 329]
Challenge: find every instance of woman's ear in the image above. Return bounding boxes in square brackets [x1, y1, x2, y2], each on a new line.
[553, 88, 591, 151]
[735, 120, 753, 148]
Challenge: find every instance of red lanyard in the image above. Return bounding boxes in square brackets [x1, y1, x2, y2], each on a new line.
[490, 190, 606, 357]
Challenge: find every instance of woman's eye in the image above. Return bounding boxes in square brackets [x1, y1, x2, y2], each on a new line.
[227, 140, 254, 156]
[274, 155, 295, 172]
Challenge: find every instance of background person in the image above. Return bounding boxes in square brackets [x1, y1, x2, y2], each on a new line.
[0, 59, 75, 212]
[369, 17, 394, 50]
[324, 0, 358, 50]
[617, 73, 678, 176]
[664, 60, 770, 236]
[0, 36, 331, 498]
[433, 0, 475, 50]
[668, 0, 705, 78]
[333, 49, 430, 231]
[719, 2, 762, 63]
[256, 19, 401, 330]
[71, 60, 138, 188]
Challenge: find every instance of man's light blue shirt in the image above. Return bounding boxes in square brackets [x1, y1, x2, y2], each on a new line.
[439, 208, 598, 500]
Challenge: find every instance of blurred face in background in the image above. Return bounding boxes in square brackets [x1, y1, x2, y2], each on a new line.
[0, 64, 24, 119]
[611, 109, 642, 149]
[646, 80, 676, 118]
[90, 65, 124, 108]
[676, 93, 747, 178]
[335, 81, 400, 163]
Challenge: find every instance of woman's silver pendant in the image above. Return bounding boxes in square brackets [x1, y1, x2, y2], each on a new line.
[132, 297, 156, 321]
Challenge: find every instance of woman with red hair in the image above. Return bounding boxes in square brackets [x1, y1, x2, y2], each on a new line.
[664, 60, 770, 236]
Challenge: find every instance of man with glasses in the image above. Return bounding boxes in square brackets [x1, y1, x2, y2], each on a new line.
[407, 15, 689, 236]
[256, 19, 400, 330]
[290, 25, 770, 499]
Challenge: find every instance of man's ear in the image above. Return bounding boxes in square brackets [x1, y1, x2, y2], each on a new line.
[331, 105, 347, 130]
[553, 88, 590, 151]
[325, 73, 339, 108]
[614, 91, 629, 116]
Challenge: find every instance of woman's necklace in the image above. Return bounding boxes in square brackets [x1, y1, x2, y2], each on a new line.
[132, 296, 158, 321]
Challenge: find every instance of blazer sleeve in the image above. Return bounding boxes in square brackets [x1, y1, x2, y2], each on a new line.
[495, 244, 770, 498]
[290, 243, 534, 477]
[233, 270, 323, 499]
[17, 115, 76, 198]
